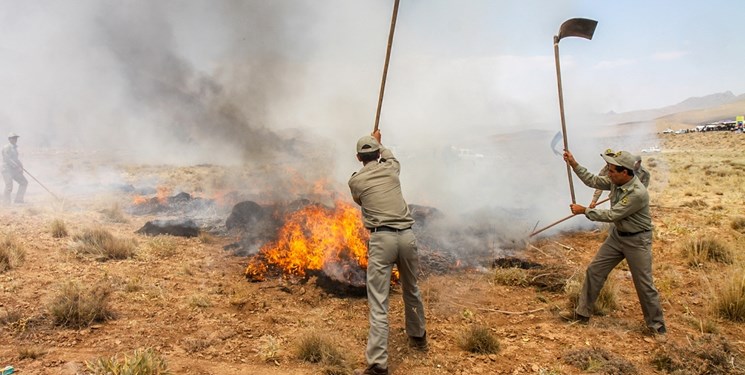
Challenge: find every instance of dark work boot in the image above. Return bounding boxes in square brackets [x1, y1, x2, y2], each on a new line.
[408, 331, 429, 351]
[559, 311, 590, 325]
[354, 363, 388, 375]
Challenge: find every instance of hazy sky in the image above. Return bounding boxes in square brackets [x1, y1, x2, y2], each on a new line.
[1, 0, 741, 235]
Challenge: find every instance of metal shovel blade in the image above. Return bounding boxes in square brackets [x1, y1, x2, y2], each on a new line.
[557, 18, 598, 41]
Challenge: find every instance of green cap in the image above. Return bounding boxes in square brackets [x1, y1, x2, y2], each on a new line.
[356, 135, 380, 153]
[601, 150, 636, 170]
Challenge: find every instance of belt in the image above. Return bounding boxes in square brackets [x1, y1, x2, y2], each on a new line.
[369, 226, 411, 233]
[617, 229, 651, 237]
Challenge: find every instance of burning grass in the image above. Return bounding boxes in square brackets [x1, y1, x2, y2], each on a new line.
[0, 234, 25, 273]
[563, 347, 636, 374]
[459, 325, 500, 354]
[70, 227, 137, 261]
[682, 236, 734, 267]
[85, 348, 170, 375]
[47, 280, 115, 328]
[245, 200, 369, 283]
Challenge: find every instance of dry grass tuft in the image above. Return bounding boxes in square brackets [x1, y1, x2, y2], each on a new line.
[527, 264, 571, 292]
[296, 332, 346, 367]
[100, 203, 129, 223]
[198, 231, 216, 244]
[563, 347, 636, 374]
[18, 346, 47, 360]
[681, 199, 709, 208]
[50, 219, 69, 238]
[565, 271, 618, 316]
[714, 270, 745, 322]
[0, 234, 25, 273]
[652, 334, 742, 374]
[146, 235, 178, 258]
[459, 325, 500, 354]
[70, 228, 137, 261]
[85, 348, 170, 375]
[731, 217, 745, 233]
[682, 237, 734, 267]
[48, 280, 115, 328]
[493, 267, 528, 287]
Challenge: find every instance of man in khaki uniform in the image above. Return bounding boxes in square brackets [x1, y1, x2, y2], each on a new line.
[2, 133, 27, 205]
[562, 149, 666, 335]
[590, 150, 650, 207]
[349, 130, 427, 375]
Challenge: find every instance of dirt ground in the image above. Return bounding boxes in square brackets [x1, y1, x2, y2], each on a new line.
[1, 131, 745, 374]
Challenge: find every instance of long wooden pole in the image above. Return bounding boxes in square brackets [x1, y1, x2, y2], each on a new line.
[373, 0, 400, 132]
[529, 197, 609, 237]
[553, 35, 576, 204]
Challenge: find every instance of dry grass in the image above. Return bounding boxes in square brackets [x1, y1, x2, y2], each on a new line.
[459, 325, 500, 354]
[18, 346, 47, 360]
[652, 334, 743, 374]
[713, 270, 745, 322]
[0, 234, 25, 273]
[50, 219, 69, 238]
[146, 235, 178, 258]
[70, 227, 137, 261]
[47, 280, 115, 328]
[493, 267, 529, 287]
[296, 332, 347, 367]
[682, 236, 734, 267]
[731, 217, 745, 233]
[85, 348, 170, 375]
[563, 347, 636, 374]
[100, 203, 129, 223]
[565, 271, 618, 316]
[198, 231, 216, 244]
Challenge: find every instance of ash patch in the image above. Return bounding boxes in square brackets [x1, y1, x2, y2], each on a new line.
[136, 219, 200, 238]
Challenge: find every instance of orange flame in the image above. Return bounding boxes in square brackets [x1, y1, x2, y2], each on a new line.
[245, 200, 369, 281]
[156, 186, 171, 204]
[132, 195, 148, 205]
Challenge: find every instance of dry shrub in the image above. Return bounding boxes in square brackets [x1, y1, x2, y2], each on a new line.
[714, 271, 745, 322]
[682, 237, 733, 267]
[652, 334, 742, 374]
[296, 332, 346, 367]
[85, 348, 169, 375]
[100, 203, 129, 223]
[563, 347, 636, 374]
[0, 234, 25, 273]
[565, 271, 618, 316]
[187, 294, 212, 309]
[50, 219, 69, 238]
[48, 280, 115, 328]
[70, 228, 137, 260]
[493, 267, 528, 287]
[459, 325, 500, 354]
[731, 217, 745, 233]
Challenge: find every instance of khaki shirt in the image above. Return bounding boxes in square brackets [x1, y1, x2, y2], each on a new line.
[593, 164, 651, 202]
[1, 143, 21, 173]
[573, 164, 652, 233]
[348, 146, 415, 230]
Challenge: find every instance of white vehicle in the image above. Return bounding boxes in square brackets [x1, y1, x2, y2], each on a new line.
[641, 145, 661, 153]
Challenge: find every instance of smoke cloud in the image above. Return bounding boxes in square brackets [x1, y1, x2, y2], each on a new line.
[0, 0, 661, 242]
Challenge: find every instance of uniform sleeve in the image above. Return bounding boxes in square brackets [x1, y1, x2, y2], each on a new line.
[379, 147, 400, 175]
[585, 190, 647, 222]
[573, 165, 612, 190]
[640, 168, 650, 188]
[348, 178, 362, 206]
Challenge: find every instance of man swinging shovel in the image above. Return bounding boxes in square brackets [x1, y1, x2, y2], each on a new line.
[2, 133, 28, 205]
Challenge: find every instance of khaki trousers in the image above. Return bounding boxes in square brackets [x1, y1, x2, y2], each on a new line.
[2, 170, 27, 204]
[576, 227, 665, 331]
[365, 229, 426, 367]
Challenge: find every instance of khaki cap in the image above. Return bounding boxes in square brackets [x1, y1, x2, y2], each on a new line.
[8, 132, 19, 138]
[601, 150, 636, 170]
[356, 135, 380, 153]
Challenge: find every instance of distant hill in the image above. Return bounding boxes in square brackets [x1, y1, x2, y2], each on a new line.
[603, 91, 745, 133]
